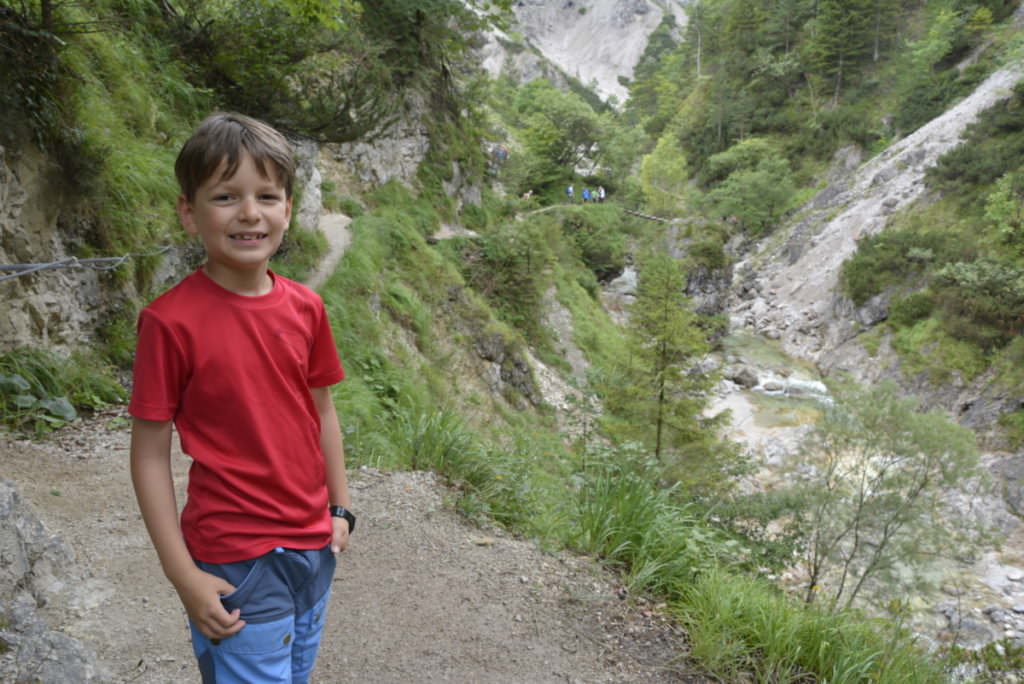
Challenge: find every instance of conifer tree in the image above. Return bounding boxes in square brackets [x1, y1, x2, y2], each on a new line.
[606, 253, 714, 465]
[805, 0, 874, 103]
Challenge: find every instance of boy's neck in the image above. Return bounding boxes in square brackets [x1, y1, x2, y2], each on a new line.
[202, 262, 274, 297]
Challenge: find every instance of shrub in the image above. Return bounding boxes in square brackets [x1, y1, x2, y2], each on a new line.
[840, 229, 950, 306]
[559, 207, 627, 282]
[889, 291, 935, 328]
[932, 258, 1024, 349]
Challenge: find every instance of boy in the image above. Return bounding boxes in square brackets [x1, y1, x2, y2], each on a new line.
[129, 112, 354, 684]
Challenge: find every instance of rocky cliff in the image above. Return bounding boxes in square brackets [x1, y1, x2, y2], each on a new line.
[480, 0, 689, 103]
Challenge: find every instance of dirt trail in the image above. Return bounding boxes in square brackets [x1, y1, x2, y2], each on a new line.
[1, 206, 705, 683]
[305, 212, 353, 292]
[1, 411, 700, 683]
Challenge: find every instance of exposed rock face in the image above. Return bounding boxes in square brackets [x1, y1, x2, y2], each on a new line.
[0, 146, 115, 355]
[0, 480, 107, 683]
[480, 0, 689, 103]
[324, 100, 431, 190]
[731, 63, 1024, 371]
[0, 98, 446, 356]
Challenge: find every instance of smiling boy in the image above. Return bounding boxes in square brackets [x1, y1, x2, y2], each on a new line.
[129, 112, 354, 683]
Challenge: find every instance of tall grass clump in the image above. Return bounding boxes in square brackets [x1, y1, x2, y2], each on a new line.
[0, 348, 126, 435]
[678, 569, 946, 683]
[570, 442, 732, 594]
[385, 408, 536, 528]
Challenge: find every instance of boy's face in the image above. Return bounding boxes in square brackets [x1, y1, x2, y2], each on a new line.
[177, 151, 292, 286]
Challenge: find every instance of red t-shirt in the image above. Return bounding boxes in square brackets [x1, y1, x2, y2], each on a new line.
[129, 269, 345, 563]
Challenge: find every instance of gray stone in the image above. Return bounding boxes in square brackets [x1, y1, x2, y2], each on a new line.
[0, 480, 108, 683]
[727, 366, 759, 389]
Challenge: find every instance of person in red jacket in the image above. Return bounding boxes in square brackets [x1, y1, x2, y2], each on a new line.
[129, 111, 354, 684]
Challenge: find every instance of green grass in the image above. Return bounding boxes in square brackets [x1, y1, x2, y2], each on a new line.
[271, 227, 328, 283]
[678, 569, 947, 683]
[0, 348, 126, 435]
[1, 6, 963, 678]
[892, 318, 989, 383]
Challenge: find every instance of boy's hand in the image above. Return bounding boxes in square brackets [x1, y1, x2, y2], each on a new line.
[174, 568, 246, 639]
[331, 516, 350, 553]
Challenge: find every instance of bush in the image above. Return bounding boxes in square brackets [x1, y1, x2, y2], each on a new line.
[687, 237, 727, 271]
[841, 229, 950, 306]
[927, 81, 1024, 196]
[889, 291, 935, 328]
[932, 258, 1024, 349]
[559, 207, 627, 282]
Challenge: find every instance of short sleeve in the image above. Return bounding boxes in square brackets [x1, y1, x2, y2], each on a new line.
[307, 300, 344, 388]
[128, 308, 190, 421]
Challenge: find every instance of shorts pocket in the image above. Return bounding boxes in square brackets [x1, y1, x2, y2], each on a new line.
[214, 559, 265, 612]
[217, 614, 294, 657]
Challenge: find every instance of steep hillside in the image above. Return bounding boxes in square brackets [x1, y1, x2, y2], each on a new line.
[481, 0, 688, 103]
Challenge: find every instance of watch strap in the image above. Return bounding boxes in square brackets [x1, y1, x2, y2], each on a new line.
[329, 505, 356, 533]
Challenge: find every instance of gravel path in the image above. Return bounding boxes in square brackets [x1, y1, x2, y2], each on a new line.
[1, 410, 705, 683]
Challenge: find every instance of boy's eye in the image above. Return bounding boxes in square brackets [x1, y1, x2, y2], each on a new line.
[260, 193, 283, 201]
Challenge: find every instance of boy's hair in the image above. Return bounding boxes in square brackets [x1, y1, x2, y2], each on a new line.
[175, 112, 296, 201]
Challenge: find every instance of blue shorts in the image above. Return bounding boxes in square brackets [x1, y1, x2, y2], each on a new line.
[189, 545, 336, 684]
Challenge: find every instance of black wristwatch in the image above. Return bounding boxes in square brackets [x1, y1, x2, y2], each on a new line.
[329, 505, 356, 533]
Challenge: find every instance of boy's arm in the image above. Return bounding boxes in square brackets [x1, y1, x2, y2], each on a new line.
[129, 417, 245, 639]
[312, 386, 351, 553]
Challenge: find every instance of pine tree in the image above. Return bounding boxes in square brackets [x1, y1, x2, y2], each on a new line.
[607, 253, 714, 464]
[805, 0, 874, 103]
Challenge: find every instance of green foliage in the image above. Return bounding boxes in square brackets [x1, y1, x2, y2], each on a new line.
[321, 179, 364, 216]
[888, 291, 935, 328]
[933, 257, 1024, 349]
[789, 380, 982, 611]
[704, 155, 796, 235]
[892, 317, 989, 382]
[999, 408, 1024, 448]
[514, 79, 602, 171]
[0, 1, 70, 150]
[984, 169, 1024, 247]
[270, 226, 328, 283]
[678, 569, 946, 683]
[927, 81, 1024, 197]
[840, 228, 951, 306]
[601, 253, 720, 472]
[453, 219, 552, 340]
[557, 205, 627, 282]
[164, 0, 398, 142]
[944, 638, 1024, 680]
[640, 130, 690, 216]
[387, 408, 535, 528]
[570, 442, 733, 594]
[0, 348, 126, 435]
[685, 234, 728, 272]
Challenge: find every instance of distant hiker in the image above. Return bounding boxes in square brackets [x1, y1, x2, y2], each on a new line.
[598, 186, 606, 202]
[130, 112, 353, 684]
[582, 187, 592, 202]
[566, 185, 574, 202]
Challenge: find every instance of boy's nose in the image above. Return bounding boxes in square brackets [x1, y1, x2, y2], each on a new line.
[238, 197, 260, 222]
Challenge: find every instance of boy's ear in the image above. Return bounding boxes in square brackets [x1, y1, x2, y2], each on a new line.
[176, 194, 198, 235]
[284, 196, 293, 229]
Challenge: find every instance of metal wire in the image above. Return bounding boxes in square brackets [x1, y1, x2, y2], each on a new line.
[0, 245, 175, 283]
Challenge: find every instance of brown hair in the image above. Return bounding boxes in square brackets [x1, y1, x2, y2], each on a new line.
[174, 112, 296, 201]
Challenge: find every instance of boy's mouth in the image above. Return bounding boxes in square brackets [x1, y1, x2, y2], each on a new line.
[230, 233, 267, 241]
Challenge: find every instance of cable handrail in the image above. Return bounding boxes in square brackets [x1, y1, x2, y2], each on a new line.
[0, 245, 176, 283]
